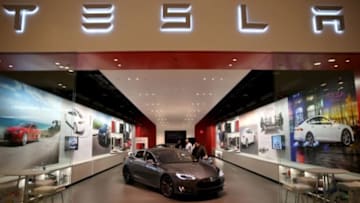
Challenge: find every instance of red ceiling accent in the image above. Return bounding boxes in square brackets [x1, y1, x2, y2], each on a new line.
[0, 52, 359, 71]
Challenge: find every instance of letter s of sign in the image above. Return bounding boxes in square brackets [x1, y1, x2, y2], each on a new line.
[3, 4, 39, 33]
[160, 3, 192, 33]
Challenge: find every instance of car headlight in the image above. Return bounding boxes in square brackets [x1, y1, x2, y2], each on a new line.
[176, 173, 196, 180]
[218, 169, 224, 177]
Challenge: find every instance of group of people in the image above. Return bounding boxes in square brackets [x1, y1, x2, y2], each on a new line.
[175, 139, 208, 160]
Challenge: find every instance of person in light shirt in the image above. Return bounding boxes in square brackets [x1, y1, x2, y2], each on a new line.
[185, 138, 193, 153]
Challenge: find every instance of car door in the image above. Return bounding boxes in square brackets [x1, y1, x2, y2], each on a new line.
[319, 117, 336, 142]
[307, 117, 323, 141]
[142, 152, 162, 187]
[130, 150, 147, 182]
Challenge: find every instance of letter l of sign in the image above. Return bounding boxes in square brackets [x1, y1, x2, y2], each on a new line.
[238, 4, 268, 33]
[3, 5, 39, 33]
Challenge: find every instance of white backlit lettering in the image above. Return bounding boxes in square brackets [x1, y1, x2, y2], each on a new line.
[3, 4, 39, 33]
[160, 3, 192, 33]
[312, 6, 344, 34]
[82, 4, 114, 34]
[237, 4, 268, 33]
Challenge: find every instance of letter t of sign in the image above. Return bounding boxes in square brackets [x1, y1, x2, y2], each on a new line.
[3, 4, 39, 33]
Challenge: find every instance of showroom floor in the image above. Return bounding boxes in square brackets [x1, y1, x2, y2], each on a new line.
[49, 159, 312, 203]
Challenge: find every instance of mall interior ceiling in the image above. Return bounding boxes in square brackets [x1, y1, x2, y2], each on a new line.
[0, 70, 354, 125]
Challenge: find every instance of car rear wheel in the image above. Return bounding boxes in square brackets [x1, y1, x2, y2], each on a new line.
[123, 167, 133, 184]
[305, 132, 314, 145]
[22, 134, 28, 146]
[341, 129, 352, 146]
[160, 175, 174, 197]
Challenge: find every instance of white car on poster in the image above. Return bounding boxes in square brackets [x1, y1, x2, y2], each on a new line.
[294, 115, 354, 146]
[240, 127, 256, 147]
[65, 108, 85, 135]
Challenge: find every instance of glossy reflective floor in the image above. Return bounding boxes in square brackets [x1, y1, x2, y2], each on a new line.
[47, 159, 308, 203]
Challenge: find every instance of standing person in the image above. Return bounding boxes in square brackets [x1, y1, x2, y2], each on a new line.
[185, 138, 193, 153]
[192, 142, 207, 161]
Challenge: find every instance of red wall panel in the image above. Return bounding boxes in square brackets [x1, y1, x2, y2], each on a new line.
[135, 120, 156, 148]
[195, 121, 216, 156]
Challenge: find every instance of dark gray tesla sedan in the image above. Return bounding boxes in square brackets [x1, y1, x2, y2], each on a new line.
[122, 147, 225, 197]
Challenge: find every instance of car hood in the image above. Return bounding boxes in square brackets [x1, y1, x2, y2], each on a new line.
[6, 126, 23, 132]
[161, 162, 218, 179]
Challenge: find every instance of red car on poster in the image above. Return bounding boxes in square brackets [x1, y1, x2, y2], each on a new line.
[4, 123, 41, 145]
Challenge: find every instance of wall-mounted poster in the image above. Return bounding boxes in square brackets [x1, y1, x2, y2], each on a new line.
[0, 76, 62, 169]
[255, 98, 290, 160]
[92, 112, 111, 156]
[289, 72, 360, 173]
[239, 124, 258, 155]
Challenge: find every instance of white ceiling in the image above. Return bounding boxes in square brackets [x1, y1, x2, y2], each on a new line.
[101, 70, 249, 135]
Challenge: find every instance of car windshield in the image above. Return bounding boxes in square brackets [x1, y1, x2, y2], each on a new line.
[156, 150, 193, 164]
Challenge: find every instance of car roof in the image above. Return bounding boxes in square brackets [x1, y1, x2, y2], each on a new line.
[145, 147, 180, 155]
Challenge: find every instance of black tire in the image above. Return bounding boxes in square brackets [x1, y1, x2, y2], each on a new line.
[305, 132, 314, 145]
[341, 129, 352, 146]
[22, 133, 28, 146]
[123, 167, 133, 184]
[160, 175, 174, 198]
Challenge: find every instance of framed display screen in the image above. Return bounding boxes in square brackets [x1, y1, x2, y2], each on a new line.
[165, 131, 186, 144]
[271, 135, 285, 150]
[65, 136, 79, 151]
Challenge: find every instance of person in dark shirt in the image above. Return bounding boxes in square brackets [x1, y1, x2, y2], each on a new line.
[191, 142, 207, 161]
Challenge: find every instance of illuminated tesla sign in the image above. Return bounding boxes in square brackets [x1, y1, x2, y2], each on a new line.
[3, 4, 39, 33]
[237, 4, 268, 33]
[0, 3, 348, 35]
[81, 4, 114, 34]
[160, 3, 192, 33]
[312, 6, 344, 34]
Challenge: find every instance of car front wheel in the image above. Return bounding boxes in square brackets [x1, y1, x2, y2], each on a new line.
[305, 132, 314, 145]
[341, 129, 352, 146]
[160, 175, 174, 197]
[22, 133, 28, 146]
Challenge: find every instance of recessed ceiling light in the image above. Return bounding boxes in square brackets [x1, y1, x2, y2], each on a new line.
[220, 77, 223, 80]
[59, 65, 64, 69]
[338, 81, 344, 85]
[333, 64, 339, 68]
[117, 64, 122, 67]
[68, 69, 74, 73]
[135, 77, 139, 80]
[203, 77, 206, 80]
[345, 59, 350, 63]
[196, 93, 200, 96]
[128, 77, 131, 80]
[64, 66, 69, 70]
[232, 58, 237, 62]
[211, 77, 215, 80]
[57, 83, 63, 86]
[328, 58, 336, 63]
[320, 82, 327, 87]
[55, 62, 60, 66]
[62, 85, 67, 88]
[8, 64, 13, 68]
[113, 58, 118, 62]
[338, 86, 344, 90]
[313, 62, 321, 66]
[228, 63, 233, 67]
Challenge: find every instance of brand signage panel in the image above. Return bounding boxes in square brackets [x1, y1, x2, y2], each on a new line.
[0, 0, 359, 52]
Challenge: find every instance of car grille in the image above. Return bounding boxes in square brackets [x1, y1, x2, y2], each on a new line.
[4, 132, 11, 140]
[197, 177, 222, 188]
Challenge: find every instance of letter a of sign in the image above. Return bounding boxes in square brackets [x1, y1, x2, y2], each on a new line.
[3, 5, 39, 33]
[238, 4, 268, 33]
[312, 6, 344, 34]
[82, 4, 114, 34]
[160, 3, 192, 32]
